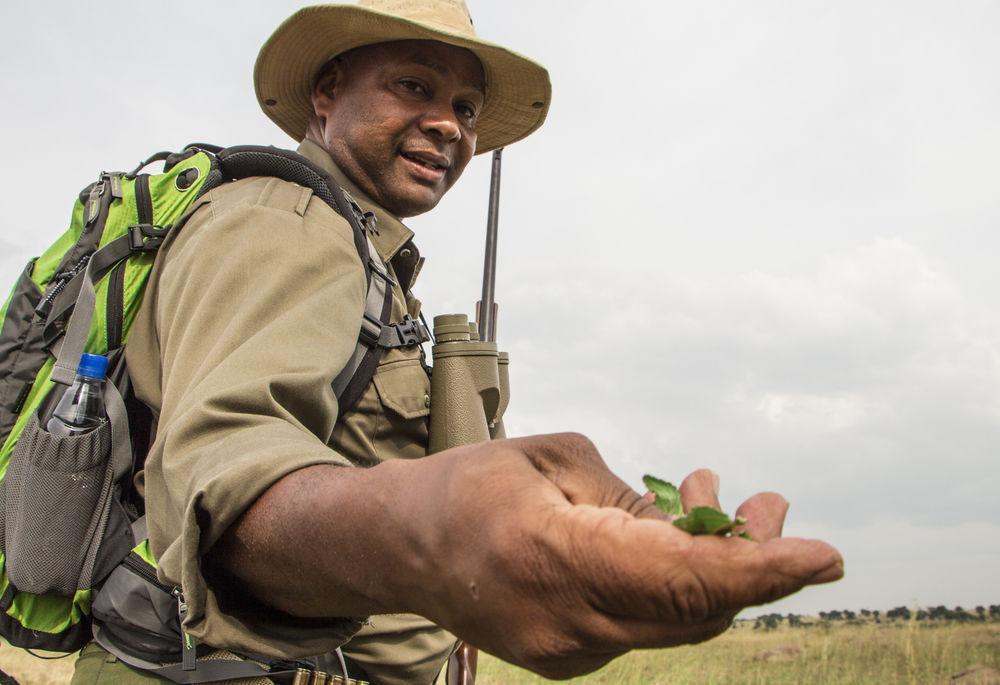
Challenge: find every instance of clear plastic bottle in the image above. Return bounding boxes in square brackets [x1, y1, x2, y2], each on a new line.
[46, 353, 109, 437]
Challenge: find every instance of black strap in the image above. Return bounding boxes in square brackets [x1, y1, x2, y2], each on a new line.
[338, 264, 394, 413]
[213, 145, 406, 415]
[215, 146, 373, 286]
[148, 660, 300, 684]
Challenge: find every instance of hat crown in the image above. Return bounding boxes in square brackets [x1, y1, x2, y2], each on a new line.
[358, 0, 477, 38]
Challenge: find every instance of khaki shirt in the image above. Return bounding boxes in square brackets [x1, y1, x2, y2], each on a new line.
[125, 140, 454, 685]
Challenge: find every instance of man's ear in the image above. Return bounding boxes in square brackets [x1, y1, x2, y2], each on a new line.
[311, 62, 342, 118]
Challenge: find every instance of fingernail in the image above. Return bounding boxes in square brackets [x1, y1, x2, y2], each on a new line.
[810, 558, 845, 584]
[711, 471, 720, 497]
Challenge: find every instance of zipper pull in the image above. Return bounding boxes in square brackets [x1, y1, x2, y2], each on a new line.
[109, 174, 123, 200]
[85, 180, 106, 226]
[173, 588, 197, 671]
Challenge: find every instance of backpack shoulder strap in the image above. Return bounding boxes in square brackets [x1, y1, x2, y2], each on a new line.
[212, 146, 429, 416]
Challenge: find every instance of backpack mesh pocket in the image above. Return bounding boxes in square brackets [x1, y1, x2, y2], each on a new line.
[0, 412, 114, 596]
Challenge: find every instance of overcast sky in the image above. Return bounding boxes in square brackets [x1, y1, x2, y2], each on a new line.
[2, 1, 998, 618]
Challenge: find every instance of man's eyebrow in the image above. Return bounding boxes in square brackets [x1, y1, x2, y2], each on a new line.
[409, 54, 448, 75]
[407, 53, 485, 94]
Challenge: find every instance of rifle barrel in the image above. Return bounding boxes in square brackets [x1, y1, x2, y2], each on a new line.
[478, 148, 503, 343]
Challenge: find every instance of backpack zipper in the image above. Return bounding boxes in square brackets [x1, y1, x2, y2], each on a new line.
[135, 174, 153, 225]
[106, 263, 126, 349]
[121, 551, 173, 592]
[103, 174, 151, 347]
[121, 553, 197, 670]
[34, 255, 92, 317]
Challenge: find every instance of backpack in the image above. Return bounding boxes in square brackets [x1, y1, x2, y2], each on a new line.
[0, 144, 428, 665]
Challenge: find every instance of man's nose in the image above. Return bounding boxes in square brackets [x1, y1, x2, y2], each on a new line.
[419, 102, 462, 143]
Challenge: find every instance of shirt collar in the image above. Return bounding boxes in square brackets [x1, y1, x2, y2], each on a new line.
[296, 139, 415, 262]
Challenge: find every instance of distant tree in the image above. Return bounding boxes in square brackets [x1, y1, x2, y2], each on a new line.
[860, 609, 871, 618]
[989, 605, 1000, 619]
[975, 606, 986, 621]
[887, 606, 912, 621]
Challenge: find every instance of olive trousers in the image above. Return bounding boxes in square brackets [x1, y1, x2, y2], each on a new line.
[69, 643, 362, 685]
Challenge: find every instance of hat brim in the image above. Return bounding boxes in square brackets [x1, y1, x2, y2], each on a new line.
[254, 5, 551, 154]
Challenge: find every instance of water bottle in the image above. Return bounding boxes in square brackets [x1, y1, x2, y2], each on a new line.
[46, 353, 109, 437]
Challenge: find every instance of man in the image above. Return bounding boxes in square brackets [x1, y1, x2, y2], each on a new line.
[72, 1, 843, 683]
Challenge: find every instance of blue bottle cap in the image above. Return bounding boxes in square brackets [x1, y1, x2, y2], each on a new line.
[77, 353, 109, 380]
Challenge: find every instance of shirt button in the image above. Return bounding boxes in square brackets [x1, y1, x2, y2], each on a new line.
[424, 394, 431, 408]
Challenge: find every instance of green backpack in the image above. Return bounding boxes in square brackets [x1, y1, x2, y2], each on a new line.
[0, 144, 427, 661]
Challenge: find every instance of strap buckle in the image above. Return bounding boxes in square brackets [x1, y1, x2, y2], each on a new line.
[377, 316, 431, 349]
[128, 224, 169, 252]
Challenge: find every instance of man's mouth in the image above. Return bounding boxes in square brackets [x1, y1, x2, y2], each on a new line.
[400, 150, 450, 179]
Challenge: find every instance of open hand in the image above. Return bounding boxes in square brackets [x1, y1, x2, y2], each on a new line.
[411, 433, 842, 679]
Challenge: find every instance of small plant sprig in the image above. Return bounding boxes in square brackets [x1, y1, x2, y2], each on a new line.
[642, 474, 751, 539]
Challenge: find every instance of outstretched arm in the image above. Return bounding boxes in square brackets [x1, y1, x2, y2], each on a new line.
[211, 432, 842, 679]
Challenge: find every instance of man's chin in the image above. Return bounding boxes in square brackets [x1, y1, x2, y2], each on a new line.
[384, 186, 445, 218]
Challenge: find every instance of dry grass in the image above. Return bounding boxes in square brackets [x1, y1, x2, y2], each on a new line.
[3, 622, 998, 684]
[477, 622, 1000, 684]
[0, 643, 75, 685]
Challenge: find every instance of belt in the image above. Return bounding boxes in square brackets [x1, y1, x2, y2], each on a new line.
[286, 668, 369, 685]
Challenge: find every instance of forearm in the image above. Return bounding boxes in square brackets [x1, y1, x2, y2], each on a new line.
[206, 434, 844, 680]
[208, 456, 451, 620]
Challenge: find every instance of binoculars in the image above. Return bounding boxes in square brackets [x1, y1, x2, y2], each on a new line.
[427, 313, 510, 454]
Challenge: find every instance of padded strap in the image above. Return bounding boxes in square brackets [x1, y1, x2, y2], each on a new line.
[49, 235, 135, 386]
[216, 146, 372, 285]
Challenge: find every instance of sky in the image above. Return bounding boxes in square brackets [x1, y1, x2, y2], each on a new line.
[1, 0, 999, 619]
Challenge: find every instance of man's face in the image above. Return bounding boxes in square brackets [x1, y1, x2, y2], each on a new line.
[311, 40, 486, 218]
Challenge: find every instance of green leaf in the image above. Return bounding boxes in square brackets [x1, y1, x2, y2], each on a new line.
[672, 506, 739, 536]
[644, 473, 752, 538]
[643, 474, 683, 517]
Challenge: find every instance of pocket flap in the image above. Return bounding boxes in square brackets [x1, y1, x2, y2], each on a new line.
[373, 359, 430, 420]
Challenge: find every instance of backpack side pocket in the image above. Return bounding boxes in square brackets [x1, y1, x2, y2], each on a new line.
[0, 412, 114, 596]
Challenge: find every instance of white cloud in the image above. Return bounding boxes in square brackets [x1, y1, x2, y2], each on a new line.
[494, 238, 1000, 535]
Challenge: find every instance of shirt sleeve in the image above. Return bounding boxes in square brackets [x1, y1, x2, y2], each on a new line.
[131, 177, 369, 658]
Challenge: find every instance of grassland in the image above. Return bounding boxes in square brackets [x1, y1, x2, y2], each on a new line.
[3, 621, 998, 684]
[476, 621, 1000, 685]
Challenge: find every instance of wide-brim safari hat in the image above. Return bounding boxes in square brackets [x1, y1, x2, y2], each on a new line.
[254, 0, 551, 154]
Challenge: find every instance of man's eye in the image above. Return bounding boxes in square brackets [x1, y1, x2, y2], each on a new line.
[399, 79, 427, 94]
[457, 104, 478, 123]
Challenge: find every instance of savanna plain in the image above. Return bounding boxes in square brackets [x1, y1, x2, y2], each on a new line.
[3, 615, 999, 684]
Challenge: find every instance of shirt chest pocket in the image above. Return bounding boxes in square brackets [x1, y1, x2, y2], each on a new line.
[371, 356, 431, 459]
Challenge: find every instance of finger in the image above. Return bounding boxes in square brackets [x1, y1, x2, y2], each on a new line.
[734, 492, 788, 542]
[685, 535, 845, 613]
[631, 492, 672, 522]
[566, 608, 737, 656]
[578, 515, 842, 622]
[679, 468, 721, 512]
